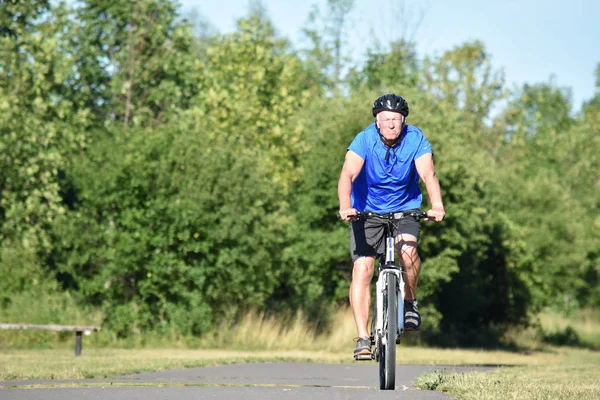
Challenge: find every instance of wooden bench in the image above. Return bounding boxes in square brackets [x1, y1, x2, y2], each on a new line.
[0, 323, 101, 356]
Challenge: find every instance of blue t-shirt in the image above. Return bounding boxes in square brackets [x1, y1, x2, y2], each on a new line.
[348, 123, 432, 213]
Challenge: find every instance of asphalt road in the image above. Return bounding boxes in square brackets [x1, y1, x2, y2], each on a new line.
[0, 362, 497, 399]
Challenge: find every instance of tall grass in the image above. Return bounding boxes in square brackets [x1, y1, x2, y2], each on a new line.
[196, 307, 358, 353]
[502, 308, 600, 351]
[201, 307, 600, 353]
[538, 309, 600, 349]
[2, 294, 599, 353]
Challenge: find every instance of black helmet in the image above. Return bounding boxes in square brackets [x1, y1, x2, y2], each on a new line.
[372, 93, 409, 118]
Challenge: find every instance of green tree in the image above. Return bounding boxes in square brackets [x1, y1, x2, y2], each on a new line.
[192, 9, 313, 188]
[422, 41, 505, 148]
[502, 81, 573, 148]
[49, 7, 317, 336]
[69, 0, 200, 128]
[349, 40, 420, 91]
[301, 0, 354, 94]
[583, 64, 600, 131]
[490, 79, 598, 313]
[564, 67, 600, 308]
[0, 1, 88, 260]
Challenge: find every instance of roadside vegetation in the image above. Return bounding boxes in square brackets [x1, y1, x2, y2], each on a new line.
[3, 307, 600, 400]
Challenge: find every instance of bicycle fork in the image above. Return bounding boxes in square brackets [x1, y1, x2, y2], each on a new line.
[386, 235, 406, 337]
[375, 237, 406, 345]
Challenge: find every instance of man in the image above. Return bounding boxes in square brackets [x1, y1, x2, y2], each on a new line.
[337, 93, 445, 358]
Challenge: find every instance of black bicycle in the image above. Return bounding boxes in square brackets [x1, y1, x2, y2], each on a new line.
[350, 210, 429, 390]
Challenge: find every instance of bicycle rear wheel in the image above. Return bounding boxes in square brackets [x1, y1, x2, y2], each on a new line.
[379, 273, 397, 390]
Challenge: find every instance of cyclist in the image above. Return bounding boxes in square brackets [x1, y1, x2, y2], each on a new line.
[337, 93, 445, 358]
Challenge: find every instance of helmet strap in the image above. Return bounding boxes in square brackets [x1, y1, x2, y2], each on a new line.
[384, 144, 392, 162]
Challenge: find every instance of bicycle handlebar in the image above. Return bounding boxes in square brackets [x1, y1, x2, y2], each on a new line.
[338, 210, 431, 221]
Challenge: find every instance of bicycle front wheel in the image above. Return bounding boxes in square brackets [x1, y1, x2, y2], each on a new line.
[379, 273, 397, 390]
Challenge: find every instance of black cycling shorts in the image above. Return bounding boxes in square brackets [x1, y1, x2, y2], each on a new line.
[349, 210, 421, 262]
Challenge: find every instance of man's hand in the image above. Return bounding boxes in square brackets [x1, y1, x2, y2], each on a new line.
[426, 207, 445, 222]
[338, 208, 358, 221]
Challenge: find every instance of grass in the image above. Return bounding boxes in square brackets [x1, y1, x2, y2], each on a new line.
[0, 349, 346, 380]
[0, 346, 593, 381]
[415, 349, 600, 399]
[413, 308, 600, 399]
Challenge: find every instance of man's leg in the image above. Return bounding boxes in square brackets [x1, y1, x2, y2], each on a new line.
[349, 256, 376, 339]
[396, 233, 420, 299]
[396, 234, 421, 330]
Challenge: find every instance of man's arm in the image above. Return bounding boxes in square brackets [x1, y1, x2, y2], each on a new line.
[338, 150, 364, 220]
[415, 153, 445, 222]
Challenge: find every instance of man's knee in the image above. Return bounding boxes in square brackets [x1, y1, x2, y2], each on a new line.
[352, 257, 375, 282]
[396, 234, 419, 266]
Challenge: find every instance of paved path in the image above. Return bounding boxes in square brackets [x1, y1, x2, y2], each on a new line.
[0, 362, 496, 399]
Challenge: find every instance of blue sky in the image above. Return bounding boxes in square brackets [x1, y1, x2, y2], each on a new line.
[180, 0, 600, 111]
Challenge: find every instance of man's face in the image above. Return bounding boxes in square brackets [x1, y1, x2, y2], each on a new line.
[376, 111, 404, 141]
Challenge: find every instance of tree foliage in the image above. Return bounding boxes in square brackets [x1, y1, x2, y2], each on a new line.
[0, 1, 87, 262]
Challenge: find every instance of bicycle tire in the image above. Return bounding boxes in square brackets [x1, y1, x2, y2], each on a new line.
[379, 272, 397, 390]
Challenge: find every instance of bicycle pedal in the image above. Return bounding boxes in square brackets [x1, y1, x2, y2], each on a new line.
[354, 350, 375, 361]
